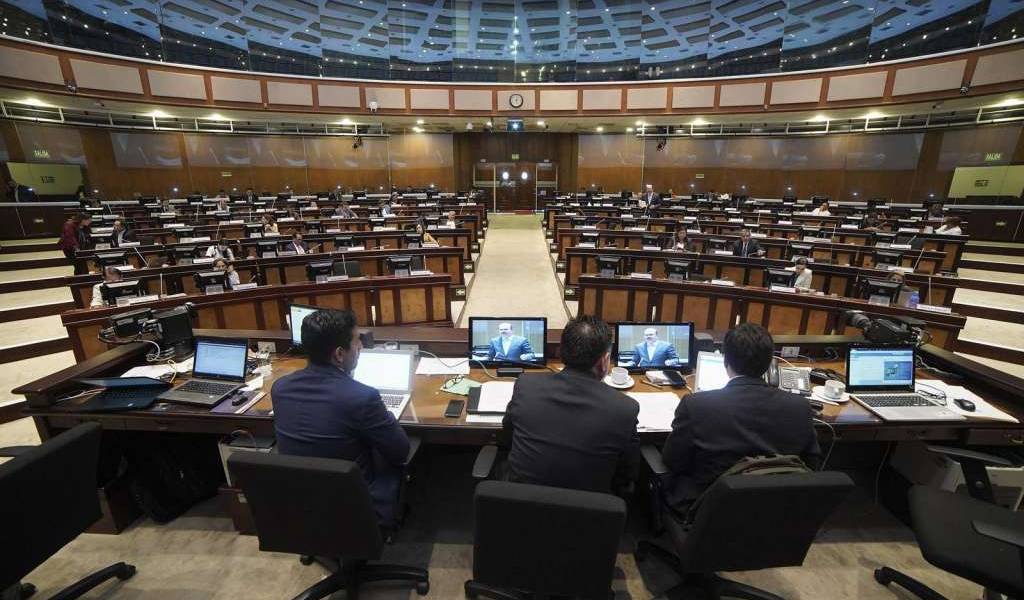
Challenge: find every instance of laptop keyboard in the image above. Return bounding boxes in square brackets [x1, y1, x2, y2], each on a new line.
[381, 393, 405, 409]
[856, 393, 934, 408]
[175, 380, 238, 396]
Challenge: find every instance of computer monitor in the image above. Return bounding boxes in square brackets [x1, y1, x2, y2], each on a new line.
[170, 245, 199, 264]
[694, 351, 730, 392]
[257, 240, 278, 258]
[175, 227, 196, 240]
[873, 231, 896, 245]
[765, 268, 796, 288]
[306, 260, 334, 282]
[404, 233, 422, 249]
[571, 216, 587, 228]
[614, 322, 693, 372]
[468, 317, 547, 367]
[597, 255, 624, 277]
[100, 280, 143, 305]
[788, 243, 813, 261]
[288, 303, 318, 347]
[305, 220, 323, 234]
[332, 259, 362, 278]
[334, 235, 355, 249]
[862, 279, 902, 306]
[874, 250, 903, 268]
[642, 233, 661, 248]
[194, 270, 228, 293]
[387, 256, 413, 276]
[244, 223, 265, 237]
[845, 345, 916, 392]
[153, 305, 194, 359]
[665, 259, 692, 282]
[580, 232, 599, 246]
[707, 238, 728, 252]
[95, 251, 128, 268]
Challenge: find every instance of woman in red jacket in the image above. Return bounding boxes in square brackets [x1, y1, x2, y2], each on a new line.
[58, 213, 91, 275]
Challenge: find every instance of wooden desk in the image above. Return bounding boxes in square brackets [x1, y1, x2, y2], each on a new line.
[562, 248, 960, 307]
[576, 275, 966, 350]
[61, 275, 454, 361]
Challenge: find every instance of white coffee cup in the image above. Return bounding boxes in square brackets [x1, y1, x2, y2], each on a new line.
[823, 380, 845, 400]
[610, 367, 631, 386]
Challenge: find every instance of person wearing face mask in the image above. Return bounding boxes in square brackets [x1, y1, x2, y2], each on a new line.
[501, 315, 640, 494]
[271, 309, 410, 527]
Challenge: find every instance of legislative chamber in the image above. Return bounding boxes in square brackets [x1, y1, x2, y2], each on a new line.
[0, 3, 1023, 599]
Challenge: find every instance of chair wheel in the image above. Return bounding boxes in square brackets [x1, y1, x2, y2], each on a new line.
[117, 565, 137, 581]
[873, 568, 892, 586]
[299, 555, 315, 566]
[416, 580, 429, 595]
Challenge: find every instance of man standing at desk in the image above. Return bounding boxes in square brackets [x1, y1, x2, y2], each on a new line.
[660, 323, 820, 515]
[731, 229, 763, 257]
[271, 309, 410, 526]
[640, 184, 660, 208]
[503, 315, 639, 493]
[631, 327, 680, 367]
[488, 322, 534, 362]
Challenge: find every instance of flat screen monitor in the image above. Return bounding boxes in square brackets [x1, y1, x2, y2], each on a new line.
[614, 322, 694, 372]
[194, 270, 228, 291]
[100, 279, 142, 305]
[387, 256, 413, 276]
[765, 268, 796, 288]
[863, 279, 902, 306]
[468, 317, 547, 367]
[306, 260, 334, 281]
[665, 259, 692, 281]
[875, 250, 903, 267]
[96, 252, 127, 267]
[288, 303, 318, 347]
[597, 255, 623, 276]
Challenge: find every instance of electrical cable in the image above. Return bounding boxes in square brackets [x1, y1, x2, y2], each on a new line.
[812, 417, 837, 471]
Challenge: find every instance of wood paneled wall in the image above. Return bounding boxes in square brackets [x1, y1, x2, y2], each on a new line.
[453, 132, 579, 192]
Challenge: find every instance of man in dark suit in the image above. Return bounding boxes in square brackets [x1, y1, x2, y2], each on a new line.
[641, 184, 661, 208]
[243, 187, 258, 202]
[661, 323, 820, 514]
[288, 232, 309, 255]
[502, 315, 640, 493]
[487, 322, 534, 362]
[108, 219, 136, 247]
[731, 229, 763, 257]
[271, 309, 410, 526]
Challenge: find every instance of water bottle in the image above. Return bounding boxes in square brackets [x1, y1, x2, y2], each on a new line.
[908, 290, 920, 308]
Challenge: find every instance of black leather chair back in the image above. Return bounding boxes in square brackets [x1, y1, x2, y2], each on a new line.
[0, 423, 103, 588]
[227, 452, 383, 560]
[472, 480, 626, 598]
[679, 471, 853, 573]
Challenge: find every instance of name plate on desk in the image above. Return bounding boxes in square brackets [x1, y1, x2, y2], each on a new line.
[728, 218, 744, 223]
[713, 250, 733, 256]
[889, 243, 912, 250]
[324, 275, 349, 283]
[629, 272, 653, 279]
[841, 224, 858, 229]
[124, 294, 160, 306]
[576, 225, 598, 229]
[337, 245, 365, 252]
[277, 217, 296, 222]
[687, 229, 701, 234]
[577, 243, 596, 248]
[886, 265, 913, 273]
[711, 279, 735, 286]
[750, 233, 767, 238]
[410, 270, 433, 276]
[193, 257, 215, 264]
[770, 285, 797, 293]
[916, 303, 952, 314]
[682, 217, 697, 222]
[778, 220, 793, 225]
[898, 227, 920, 233]
[459, 202, 477, 206]
[228, 219, 244, 224]
[119, 241, 140, 247]
[628, 227, 648, 232]
[232, 283, 258, 291]
[757, 209, 772, 214]
[641, 245, 661, 251]
[563, 212, 578, 216]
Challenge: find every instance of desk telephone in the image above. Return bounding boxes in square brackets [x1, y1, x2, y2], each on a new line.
[765, 359, 812, 394]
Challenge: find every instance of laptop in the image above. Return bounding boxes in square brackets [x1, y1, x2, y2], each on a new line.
[352, 348, 415, 419]
[694, 351, 730, 392]
[846, 345, 963, 422]
[158, 337, 249, 407]
[73, 377, 170, 412]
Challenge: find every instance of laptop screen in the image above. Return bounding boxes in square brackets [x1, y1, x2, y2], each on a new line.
[193, 338, 248, 381]
[846, 346, 915, 391]
[353, 349, 414, 393]
[695, 352, 729, 392]
[289, 304, 318, 347]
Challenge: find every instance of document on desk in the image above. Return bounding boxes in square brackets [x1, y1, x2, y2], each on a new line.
[121, 357, 194, 379]
[465, 414, 505, 424]
[916, 381, 1019, 423]
[627, 392, 681, 431]
[415, 357, 470, 376]
[477, 381, 516, 413]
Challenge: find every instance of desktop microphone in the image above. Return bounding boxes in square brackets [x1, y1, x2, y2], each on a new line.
[159, 271, 164, 298]
[132, 245, 148, 268]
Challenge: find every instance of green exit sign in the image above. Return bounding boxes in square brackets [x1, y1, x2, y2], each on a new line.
[511, 153, 520, 160]
[985, 152, 1002, 161]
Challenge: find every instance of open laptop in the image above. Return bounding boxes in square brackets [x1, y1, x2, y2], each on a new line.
[694, 351, 730, 392]
[352, 348, 415, 419]
[158, 337, 249, 407]
[846, 345, 963, 422]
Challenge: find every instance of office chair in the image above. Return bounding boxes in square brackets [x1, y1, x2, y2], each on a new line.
[0, 423, 137, 600]
[875, 445, 1024, 600]
[637, 447, 853, 599]
[465, 480, 626, 600]
[227, 449, 428, 600]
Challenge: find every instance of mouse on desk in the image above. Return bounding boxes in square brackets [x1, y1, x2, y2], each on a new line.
[953, 398, 976, 412]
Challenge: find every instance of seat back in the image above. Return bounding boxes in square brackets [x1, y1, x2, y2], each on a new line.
[679, 471, 853, 573]
[0, 423, 103, 588]
[227, 452, 383, 560]
[472, 480, 626, 598]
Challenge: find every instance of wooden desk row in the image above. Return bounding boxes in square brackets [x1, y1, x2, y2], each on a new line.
[61, 275, 454, 361]
[69, 246, 468, 309]
[76, 228, 477, 272]
[552, 229, 948, 274]
[576, 275, 965, 350]
[562, 248, 960, 307]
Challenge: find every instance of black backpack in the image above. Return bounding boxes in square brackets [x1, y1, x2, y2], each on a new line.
[126, 435, 225, 523]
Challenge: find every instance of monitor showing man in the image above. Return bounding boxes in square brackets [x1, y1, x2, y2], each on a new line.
[469, 317, 547, 366]
[614, 323, 693, 370]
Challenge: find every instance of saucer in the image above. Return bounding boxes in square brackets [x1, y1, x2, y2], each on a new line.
[811, 385, 849, 404]
[604, 375, 635, 389]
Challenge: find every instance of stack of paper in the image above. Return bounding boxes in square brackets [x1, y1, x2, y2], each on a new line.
[416, 357, 470, 376]
[917, 381, 1019, 423]
[627, 392, 681, 431]
[477, 381, 516, 413]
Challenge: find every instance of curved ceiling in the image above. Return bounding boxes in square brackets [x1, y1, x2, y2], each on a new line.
[0, 0, 1020, 82]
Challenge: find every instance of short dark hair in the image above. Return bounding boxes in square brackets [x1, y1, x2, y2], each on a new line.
[560, 315, 613, 370]
[723, 323, 774, 378]
[794, 257, 807, 266]
[301, 309, 358, 366]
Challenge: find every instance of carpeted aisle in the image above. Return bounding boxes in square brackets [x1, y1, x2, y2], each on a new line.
[458, 213, 569, 328]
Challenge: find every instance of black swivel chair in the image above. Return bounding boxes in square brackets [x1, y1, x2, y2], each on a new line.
[227, 451, 428, 600]
[465, 480, 626, 600]
[0, 423, 137, 599]
[637, 447, 853, 599]
[875, 445, 1024, 600]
